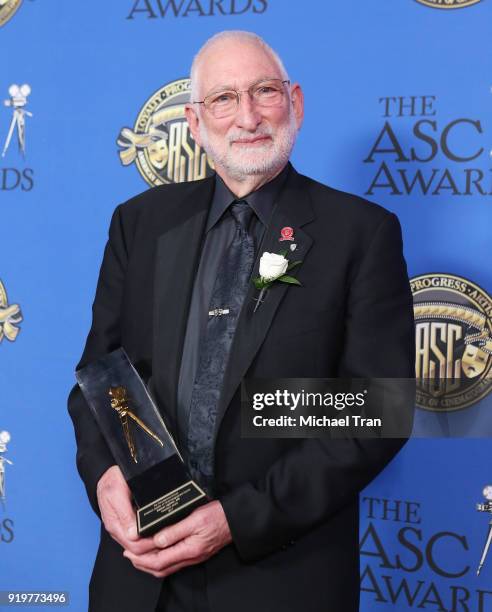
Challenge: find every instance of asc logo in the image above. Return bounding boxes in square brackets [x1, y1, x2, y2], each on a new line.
[0, 279, 22, 343]
[411, 273, 492, 410]
[0, 0, 22, 27]
[415, 0, 482, 7]
[363, 95, 489, 197]
[117, 78, 214, 187]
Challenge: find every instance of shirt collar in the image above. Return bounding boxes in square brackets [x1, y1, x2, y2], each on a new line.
[206, 163, 291, 232]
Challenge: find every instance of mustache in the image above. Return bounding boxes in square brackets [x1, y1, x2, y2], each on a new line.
[227, 127, 273, 144]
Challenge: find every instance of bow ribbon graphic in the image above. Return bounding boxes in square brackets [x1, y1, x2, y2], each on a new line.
[0, 303, 22, 342]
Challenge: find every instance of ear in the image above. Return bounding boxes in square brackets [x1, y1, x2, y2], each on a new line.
[185, 103, 203, 147]
[290, 83, 304, 130]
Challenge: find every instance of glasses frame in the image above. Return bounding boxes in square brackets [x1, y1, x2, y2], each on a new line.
[192, 78, 291, 117]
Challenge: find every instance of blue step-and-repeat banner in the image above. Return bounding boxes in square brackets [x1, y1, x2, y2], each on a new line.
[1, 1, 492, 610]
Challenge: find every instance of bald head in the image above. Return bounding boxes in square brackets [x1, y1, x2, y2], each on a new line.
[190, 31, 289, 102]
[184, 30, 303, 197]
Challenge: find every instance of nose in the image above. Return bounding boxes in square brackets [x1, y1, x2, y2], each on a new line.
[234, 92, 262, 131]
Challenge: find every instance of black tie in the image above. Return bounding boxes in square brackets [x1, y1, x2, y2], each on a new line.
[186, 200, 255, 494]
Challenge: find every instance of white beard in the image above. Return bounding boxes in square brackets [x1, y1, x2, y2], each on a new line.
[198, 111, 298, 182]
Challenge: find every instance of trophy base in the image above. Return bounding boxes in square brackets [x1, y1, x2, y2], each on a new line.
[129, 455, 207, 537]
[136, 479, 207, 536]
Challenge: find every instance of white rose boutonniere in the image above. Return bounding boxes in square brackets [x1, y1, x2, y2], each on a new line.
[252, 250, 302, 312]
[259, 252, 289, 281]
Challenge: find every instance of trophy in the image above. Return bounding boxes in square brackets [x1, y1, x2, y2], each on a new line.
[76, 348, 207, 537]
[476, 485, 492, 575]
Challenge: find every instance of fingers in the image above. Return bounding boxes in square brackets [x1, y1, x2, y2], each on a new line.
[124, 538, 207, 578]
[153, 513, 197, 549]
[129, 558, 191, 579]
[125, 539, 198, 571]
[122, 534, 158, 556]
[96, 476, 232, 578]
[124, 501, 233, 577]
[96, 465, 155, 554]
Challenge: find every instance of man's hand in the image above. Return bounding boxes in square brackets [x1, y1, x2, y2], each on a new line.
[96, 465, 157, 556]
[123, 500, 232, 578]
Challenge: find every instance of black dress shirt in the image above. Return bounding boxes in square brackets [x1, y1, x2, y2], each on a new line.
[176, 164, 290, 451]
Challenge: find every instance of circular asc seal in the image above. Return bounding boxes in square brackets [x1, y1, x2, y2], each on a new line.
[117, 78, 215, 187]
[411, 273, 492, 411]
[0, 0, 22, 27]
[414, 0, 481, 8]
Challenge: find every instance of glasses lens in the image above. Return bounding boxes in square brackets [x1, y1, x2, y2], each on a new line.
[205, 91, 238, 118]
[252, 80, 285, 106]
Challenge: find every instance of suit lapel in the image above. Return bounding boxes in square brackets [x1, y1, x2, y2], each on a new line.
[214, 168, 315, 438]
[152, 177, 214, 429]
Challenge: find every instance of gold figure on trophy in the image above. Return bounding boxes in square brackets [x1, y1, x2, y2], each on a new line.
[109, 386, 163, 463]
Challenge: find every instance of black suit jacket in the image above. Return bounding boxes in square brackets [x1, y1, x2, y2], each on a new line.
[68, 166, 415, 612]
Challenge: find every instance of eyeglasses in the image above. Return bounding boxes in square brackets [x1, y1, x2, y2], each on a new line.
[193, 78, 290, 119]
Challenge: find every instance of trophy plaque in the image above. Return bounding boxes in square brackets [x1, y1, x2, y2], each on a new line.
[76, 348, 207, 537]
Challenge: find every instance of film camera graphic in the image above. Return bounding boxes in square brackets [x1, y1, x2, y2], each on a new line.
[0, 431, 12, 507]
[2, 83, 32, 158]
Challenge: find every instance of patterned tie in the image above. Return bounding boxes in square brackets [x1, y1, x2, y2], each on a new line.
[186, 200, 255, 494]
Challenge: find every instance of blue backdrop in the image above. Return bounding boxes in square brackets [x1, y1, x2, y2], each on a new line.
[1, 1, 491, 610]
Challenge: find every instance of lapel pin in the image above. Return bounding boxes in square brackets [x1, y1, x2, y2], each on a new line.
[290, 244, 297, 252]
[279, 226, 294, 242]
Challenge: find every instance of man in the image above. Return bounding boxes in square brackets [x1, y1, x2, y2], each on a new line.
[68, 30, 415, 611]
